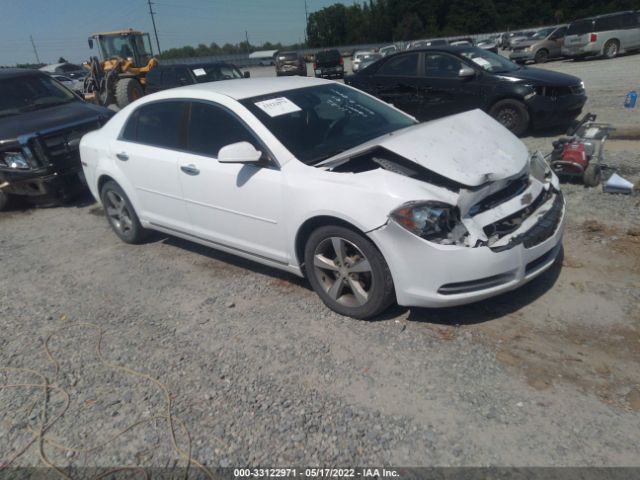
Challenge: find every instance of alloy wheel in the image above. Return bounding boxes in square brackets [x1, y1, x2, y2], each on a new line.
[104, 190, 133, 235]
[497, 107, 519, 130]
[312, 237, 373, 308]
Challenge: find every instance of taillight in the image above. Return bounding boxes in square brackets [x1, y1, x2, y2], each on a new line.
[339, 57, 344, 65]
[590, 33, 597, 42]
[313, 62, 317, 70]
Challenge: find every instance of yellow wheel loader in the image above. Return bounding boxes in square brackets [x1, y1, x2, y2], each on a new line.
[83, 29, 159, 108]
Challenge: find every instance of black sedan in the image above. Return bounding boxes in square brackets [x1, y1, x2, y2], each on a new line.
[345, 46, 586, 136]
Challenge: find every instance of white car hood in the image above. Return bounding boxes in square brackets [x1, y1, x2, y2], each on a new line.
[322, 109, 529, 187]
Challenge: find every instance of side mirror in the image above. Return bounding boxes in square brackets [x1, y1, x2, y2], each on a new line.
[243, 71, 250, 78]
[88, 38, 94, 49]
[218, 141, 263, 164]
[458, 65, 476, 78]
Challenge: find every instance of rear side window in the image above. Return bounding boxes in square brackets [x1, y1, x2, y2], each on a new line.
[567, 19, 594, 35]
[594, 14, 624, 31]
[620, 12, 638, 28]
[121, 101, 186, 149]
[186, 102, 257, 157]
[376, 53, 418, 76]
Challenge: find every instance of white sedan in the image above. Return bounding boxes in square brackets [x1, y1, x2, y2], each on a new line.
[80, 77, 565, 319]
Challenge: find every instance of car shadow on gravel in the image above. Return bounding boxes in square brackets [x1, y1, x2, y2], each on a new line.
[402, 248, 564, 326]
[161, 235, 311, 289]
[0, 190, 96, 215]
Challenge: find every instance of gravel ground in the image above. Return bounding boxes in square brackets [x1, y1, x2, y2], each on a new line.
[1, 54, 639, 474]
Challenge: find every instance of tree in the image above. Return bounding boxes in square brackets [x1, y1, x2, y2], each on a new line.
[393, 12, 424, 41]
[58, 56, 68, 63]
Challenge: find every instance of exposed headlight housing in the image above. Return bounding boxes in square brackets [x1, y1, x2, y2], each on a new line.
[390, 201, 469, 246]
[0, 151, 30, 170]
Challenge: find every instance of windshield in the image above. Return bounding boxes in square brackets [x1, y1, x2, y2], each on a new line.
[459, 48, 519, 73]
[0, 74, 77, 117]
[240, 84, 416, 165]
[192, 64, 242, 82]
[531, 27, 555, 40]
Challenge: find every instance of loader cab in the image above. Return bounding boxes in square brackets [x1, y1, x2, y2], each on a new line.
[88, 31, 154, 68]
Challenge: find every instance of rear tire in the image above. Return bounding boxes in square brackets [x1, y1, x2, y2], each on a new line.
[115, 78, 144, 109]
[488, 99, 530, 137]
[534, 49, 549, 63]
[100, 181, 149, 244]
[583, 163, 602, 187]
[304, 225, 395, 319]
[603, 39, 619, 59]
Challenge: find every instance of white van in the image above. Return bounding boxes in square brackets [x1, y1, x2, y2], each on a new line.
[563, 10, 640, 59]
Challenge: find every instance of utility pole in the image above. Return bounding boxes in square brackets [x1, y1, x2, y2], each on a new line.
[304, 0, 309, 44]
[245, 30, 250, 52]
[30, 35, 41, 63]
[147, 0, 161, 55]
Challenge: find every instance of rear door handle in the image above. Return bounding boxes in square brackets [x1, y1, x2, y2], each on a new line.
[180, 164, 200, 176]
[116, 152, 129, 161]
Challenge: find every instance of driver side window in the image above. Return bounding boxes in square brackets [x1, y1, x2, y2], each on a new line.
[186, 102, 258, 158]
[423, 53, 463, 77]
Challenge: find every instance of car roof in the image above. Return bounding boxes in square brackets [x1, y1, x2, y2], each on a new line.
[159, 76, 332, 100]
[157, 62, 232, 68]
[406, 45, 481, 54]
[576, 10, 636, 21]
[0, 68, 44, 79]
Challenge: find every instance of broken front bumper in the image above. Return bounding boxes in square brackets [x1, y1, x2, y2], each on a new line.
[368, 192, 565, 308]
[1, 166, 84, 199]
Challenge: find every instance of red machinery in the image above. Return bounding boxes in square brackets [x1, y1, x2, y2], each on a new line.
[549, 113, 613, 187]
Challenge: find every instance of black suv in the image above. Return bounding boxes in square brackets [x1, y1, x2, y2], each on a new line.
[145, 62, 249, 94]
[313, 49, 344, 79]
[0, 69, 113, 210]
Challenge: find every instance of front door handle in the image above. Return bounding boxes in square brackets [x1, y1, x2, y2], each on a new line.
[116, 152, 129, 161]
[180, 164, 200, 176]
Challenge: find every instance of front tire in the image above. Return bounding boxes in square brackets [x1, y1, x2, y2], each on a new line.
[115, 78, 144, 109]
[100, 181, 149, 244]
[489, 99, 530, 137]
[534, 49, 549, 63]
[304, 225, 395, 319]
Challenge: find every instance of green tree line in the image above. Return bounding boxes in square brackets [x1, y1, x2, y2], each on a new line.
[307, 0, 640, 46]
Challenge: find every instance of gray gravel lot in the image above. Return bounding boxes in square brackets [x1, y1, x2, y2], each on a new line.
[1, 53, 639, 474]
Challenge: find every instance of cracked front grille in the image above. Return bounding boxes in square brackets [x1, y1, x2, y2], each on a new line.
[33, 121, 101, 167]
[490, 192, 564, 252]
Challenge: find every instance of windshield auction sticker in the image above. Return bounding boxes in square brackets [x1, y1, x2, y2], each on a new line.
[255, 97, 301, 117]
[192, 68, 207, 76]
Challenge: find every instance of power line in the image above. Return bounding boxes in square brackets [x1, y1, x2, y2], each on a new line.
[304, 0, 309, 43]
[147, 0, 162, 55]
[29, 35, 41, 63]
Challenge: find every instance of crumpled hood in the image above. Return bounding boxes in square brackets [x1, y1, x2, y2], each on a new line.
[498, 67, 582, 87]
[0, 101, 112, 141]
[335, 109, 529, 188]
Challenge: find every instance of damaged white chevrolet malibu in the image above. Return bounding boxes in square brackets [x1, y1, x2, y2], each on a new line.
[80, 76, 564, 319]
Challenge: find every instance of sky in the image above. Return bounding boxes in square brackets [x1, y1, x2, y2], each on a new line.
[0, 0, 356, 66]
